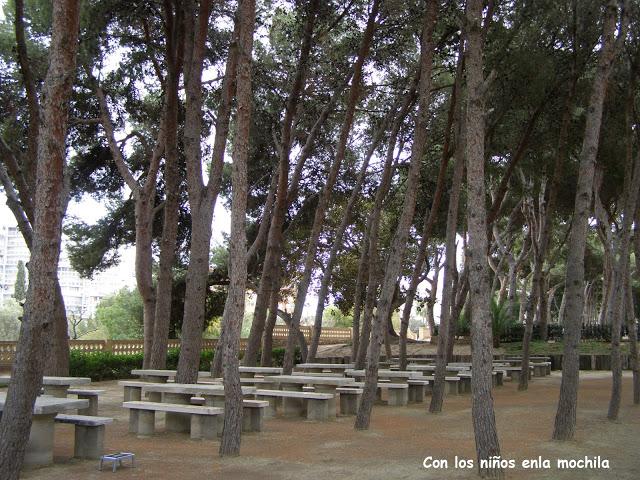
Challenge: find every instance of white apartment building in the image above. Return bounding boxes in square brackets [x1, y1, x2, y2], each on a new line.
[0, 201, 136, 318]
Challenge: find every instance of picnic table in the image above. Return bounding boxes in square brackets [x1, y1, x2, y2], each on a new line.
[294, 363, 354, 374]
[265, 375, 358, 416]
[238, 366, 283, 378]
[345, 369, 424, 383]
[137, 383, 256, 433]
[0, 375, 91, 398]
[130, 369, 212, 383]
[0, 392, 89, 467]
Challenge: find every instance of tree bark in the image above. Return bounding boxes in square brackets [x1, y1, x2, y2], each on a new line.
[219, 0, 255, 455]
[463, 1, 504, 477]
[260, 266, 281, 366]
[178, 0, 237, 383]
[0, 2, 80, 476]
[244, 0, 319, 366]
[429, 117, 465, 413]
[553, 0, 624, 441]
[355, 0, 437, 430]
[283, 0, 381, 374]
[150, 1, 184, 369]
[399, 45, 462, 371]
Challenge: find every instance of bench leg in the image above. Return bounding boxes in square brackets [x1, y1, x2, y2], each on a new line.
[137, 410, 155, 437]
[164, 393, 191, 433]
[242, 407, 263, 432]
[306, 399, 329, 421]
[409, 385, 425, 403]
[387, 389, 408, 406]
[42, 385, 67, 398]
[257, 396, 277, 418]
[339, 394, 359, 415]
[24, 414, 56, 467]
[78, 395, 99, 416]
[74, 424, 105, 459]
[124, 386, 141, 402]
[128, 410, 139, 434]
[190, 415, 204, 440]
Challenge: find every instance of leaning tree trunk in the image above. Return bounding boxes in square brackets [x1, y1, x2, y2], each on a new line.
[243, 0, 318, 366]
[626, 266, 639, 404]
[464, 0, 503, 477]
[355, 0, 437, 430]
[260, 266, 281, 366]
[150, 9, 183, 368]
[0, 2, 79, 476]
[606, 84, 640, 420]
[282, 0, 381, 373]
[429, 121, 465, 413]
[178, 0, 236, 383]
[553, 0, 623, 441]
[219, 0, 255, 455]
[308, 104, 396, 362]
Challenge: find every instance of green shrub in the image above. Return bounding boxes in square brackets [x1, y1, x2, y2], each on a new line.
[69, 347, 288, 380]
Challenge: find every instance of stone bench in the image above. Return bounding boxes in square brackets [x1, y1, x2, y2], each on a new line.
[531, 362, 551, 377]
[67, 389, 105, 416]
[354, 382, 409, 406]
[421, 376, 461, 395]
[336, 387, 363, 415]
[190, 397, 268, 433]
[407, 379, 431, 403]
[254, 389, 334, 421]
[54, 414, 113, 459]
[122, 401, 223, 440]
[119, 381, 160, 402]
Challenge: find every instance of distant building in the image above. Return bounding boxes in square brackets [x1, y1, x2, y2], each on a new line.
[0, 203, 136, 318]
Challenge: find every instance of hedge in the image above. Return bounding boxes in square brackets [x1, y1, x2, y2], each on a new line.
[69, 346, 300, 381]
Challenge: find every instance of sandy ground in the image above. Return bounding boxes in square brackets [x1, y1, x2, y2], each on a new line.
[7, 371, 639, 480]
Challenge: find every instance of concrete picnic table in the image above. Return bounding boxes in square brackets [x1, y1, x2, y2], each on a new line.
[137, 383, 256, 433]
[294, 363, 355, 373]
[130, 369, 212, 383]
[265, 375, 358, 416]
[238, 366, 283, 378]
[345, 369, 424, 383]
[0, 375, 91, 398]
[0, 392, 89, 467]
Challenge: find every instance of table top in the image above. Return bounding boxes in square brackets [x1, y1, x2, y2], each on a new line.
[130, 369, 212, 378]
[0, 392, 89, 415]
[238, 366, 283, 374]
[345, 369, 423, 378]
[139, 383, 256, 395]
[267, 375, 358, 386]
[295, 363, 355, 369]
[0, 376, 91, 386]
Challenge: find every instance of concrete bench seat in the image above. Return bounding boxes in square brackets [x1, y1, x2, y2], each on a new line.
[354, 382, 409, 406]
[122, 401, 223, 440]
[336, 387, 363, 415]
[55, 414, 113, 459]
[531, 362, 551, 376]
[189, 397, 268, 433]
[254, 389, 334, 421]
[119, 381, 159, 401]
[67, 389, 105, 416]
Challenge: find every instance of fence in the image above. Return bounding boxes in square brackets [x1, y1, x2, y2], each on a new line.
[0, 327, 353, 364]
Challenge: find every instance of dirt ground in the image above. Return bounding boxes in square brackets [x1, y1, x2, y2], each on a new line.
[9, 371, 639, 480]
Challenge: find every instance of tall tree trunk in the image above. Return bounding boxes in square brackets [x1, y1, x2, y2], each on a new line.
[355, 0, 437, 430]
[0, 2, 79, 476]
[219, 0, 255, 455]
[260, 266, 281, 366]
[627, 261, 639, 404]
[430, 122, 465, 413]
[464, 1, 504, 477]
[308, 103, 397, 362]
[150, 2, 184, 369]
[282, 0, 381, 374]
[244, 0, 319, 366]
[553, 0, 625, 440]
[606, 81, 640, 420]
[399, 46, 462, 370]
[178, 0, 237, 383]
